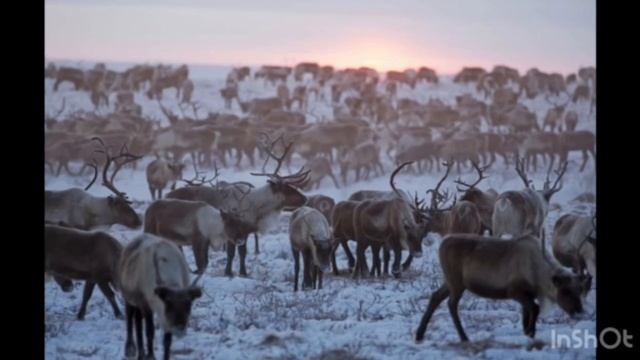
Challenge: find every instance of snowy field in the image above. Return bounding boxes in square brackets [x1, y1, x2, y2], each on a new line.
[44, 63, 596, 360]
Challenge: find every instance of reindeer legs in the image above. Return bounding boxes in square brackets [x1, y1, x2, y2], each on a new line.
[238, 243, 248, 277]
[124, 304, 137, 358]
[391, 244, 403, 278]
[293, 248, 301, 291]
[97, 282, 123, 319]
[416, 285, 450, 342]
[77, 281, 96, 320]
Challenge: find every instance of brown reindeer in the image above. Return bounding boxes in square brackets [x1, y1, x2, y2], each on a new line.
[552, 214, 596, 282]
[305, 194, 335, 223]
[45, 224, 123, 320]
[330, 200, 361, 275]
[352, 163, 425, 279]
[415, 234, 589, 343]
[119, 233, 202, 360]
[289, 206, 333, 291]
[146, 159, 185, 200]
[302, 156, 340, 190]
[454, 162, 498, 234]
[144, 198, 257, 276]
[557, 130, 595, 172]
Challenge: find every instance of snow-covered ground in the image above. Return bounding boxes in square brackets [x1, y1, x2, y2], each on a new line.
[45, 63, 596, 359]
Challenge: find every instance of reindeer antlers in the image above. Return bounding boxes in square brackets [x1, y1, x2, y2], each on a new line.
[515, 157, 533, 189]
[250, 132, 310, 188]
[454, 161, 489, 192]
[91, 137, 142, 201]
[182, 161, 220, 187]
[543, 161, 569, 196]
[389, 161, 412, 199]
[84, 158, 99, 191]
[426, 161, 455, 211]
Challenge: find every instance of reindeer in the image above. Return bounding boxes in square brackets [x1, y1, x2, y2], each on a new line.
[53, 66, 85, 91]
[338, 141, 384, 185]
[220, 83, 239, 110]
[454, 162, 498, 234]
[167, 133, 309, 259]
[289, 207, 333, 291]
[45, 138, 142, 229]
[453, 67, 487, 84]
[564, 111, 579, 132]
[144, 198, 257, 276]
[543, 95, 571, 132]
[305, 194, 335, 223]
[180, 79, 194, 104]
[302, 156, 340, 190]
[415, 234, 589, 343]
[146, 159, 185, 200]
[351, 163, 425, 279]
[119, 233, 202, 360]
[557, 130, 595, 172]
[492, 158, 568, 250]
[276, 83, 291, 110]
[552, 214, 596, 281]
[45, 224, 123, 320]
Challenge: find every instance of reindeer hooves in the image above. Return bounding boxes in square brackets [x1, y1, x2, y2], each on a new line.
[124, 342, 137, 358]
[114, 312, 124, 320]
[392, 270, 401, 279]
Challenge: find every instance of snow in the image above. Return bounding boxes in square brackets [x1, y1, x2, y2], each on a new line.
[45, 63, 596, 359]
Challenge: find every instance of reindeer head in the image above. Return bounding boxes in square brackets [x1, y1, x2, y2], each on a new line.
[552, 271, 589, 317]
[251, 133, 309, 209]
[154, 284, 202, 338]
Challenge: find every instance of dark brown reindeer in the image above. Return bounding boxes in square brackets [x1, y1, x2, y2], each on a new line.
[45, 138, 142, 230]
[45, 224, 123, 320]
[454, 161, 498, 234]
[352, 162, 425, 279]
[415, 234, 589, 343]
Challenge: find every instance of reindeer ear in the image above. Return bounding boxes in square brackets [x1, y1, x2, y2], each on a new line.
[155, 286, 171, 301]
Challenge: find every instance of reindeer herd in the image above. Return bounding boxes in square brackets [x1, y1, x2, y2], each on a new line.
[45, 61, 596, 359]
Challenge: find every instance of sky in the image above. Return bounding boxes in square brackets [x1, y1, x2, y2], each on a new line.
[45, 0, 595, 74]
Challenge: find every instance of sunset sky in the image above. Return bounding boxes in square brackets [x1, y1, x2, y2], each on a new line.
[45, 0, 595, 74]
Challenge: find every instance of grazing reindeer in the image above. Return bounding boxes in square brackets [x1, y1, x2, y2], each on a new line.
[144, 198, 257, 275]
[289, 206, 333, 291]
[492, 159, 568, 249]
[146, 159, 185, 200]
[352, 163, 425, 279]
[454, 162, 498, 234]
[552, 214, 596, 281]
[415, 234, 589, 343]
[119, 234, 202, 360]
[45, 138, 142, 229]
[305, 194, 335, 223]
[45, 224, 123, 320]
